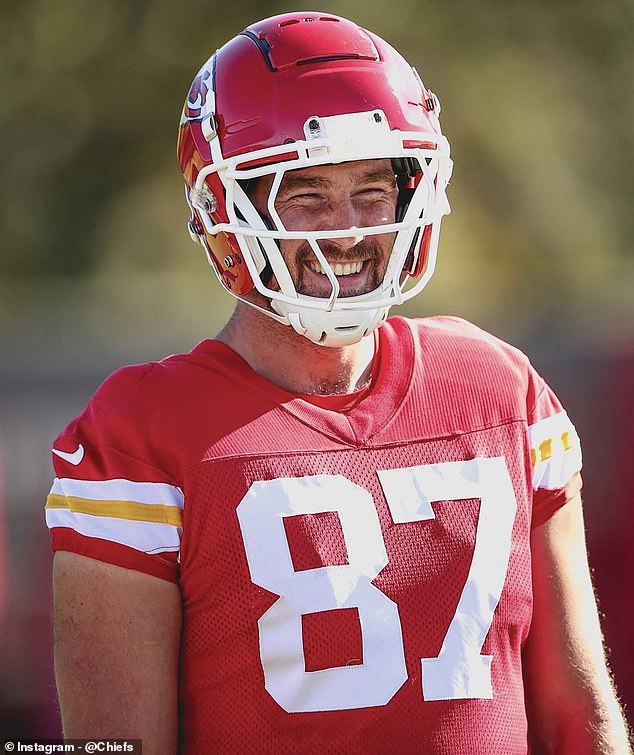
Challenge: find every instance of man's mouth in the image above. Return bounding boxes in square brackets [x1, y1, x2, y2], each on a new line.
[306, 260, 364, 276]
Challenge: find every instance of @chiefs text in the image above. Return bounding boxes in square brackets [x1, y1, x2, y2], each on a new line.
[3, 741, 141, 754]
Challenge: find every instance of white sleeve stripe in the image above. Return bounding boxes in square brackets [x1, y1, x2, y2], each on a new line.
[46, 508, 181, 554]
[529, 410, 582, 491]
[50, 478, 184, 508]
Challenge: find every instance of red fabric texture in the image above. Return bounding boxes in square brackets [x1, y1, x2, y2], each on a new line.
[47, 316, 583, 753]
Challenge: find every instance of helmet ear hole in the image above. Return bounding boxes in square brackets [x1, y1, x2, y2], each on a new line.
[234, 186, 277, 286]
[256, 211, 277, 287]
[395, 188, 415, 223]
[410, 225, 433, 278]
[256, 241, 274, 287]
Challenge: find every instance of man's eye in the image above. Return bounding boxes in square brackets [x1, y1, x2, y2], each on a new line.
[292, 193, 323, 202]
[356, 187, 392, 198]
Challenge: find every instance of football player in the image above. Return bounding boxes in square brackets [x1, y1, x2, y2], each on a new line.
[47, 12, 632, 754]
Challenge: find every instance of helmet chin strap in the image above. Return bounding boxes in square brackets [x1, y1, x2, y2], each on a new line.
[272, 298, 390, 347]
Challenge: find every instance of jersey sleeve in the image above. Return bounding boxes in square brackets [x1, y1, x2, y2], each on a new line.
[45, 364, 182, 582]
[526, 366, 583, 527]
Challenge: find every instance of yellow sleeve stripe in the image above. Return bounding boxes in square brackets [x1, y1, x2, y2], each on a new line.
[45, 493, 183, 527]
[528, 411, 582, 490]
[530, 432, 572, 467]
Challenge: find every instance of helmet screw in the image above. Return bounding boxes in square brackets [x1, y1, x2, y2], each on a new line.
[373, 112, 382, 122]
[224, 256, 234, 268]
[308, 118, 320, 132]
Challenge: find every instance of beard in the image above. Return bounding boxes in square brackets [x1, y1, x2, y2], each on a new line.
[292, 238, 389, 298]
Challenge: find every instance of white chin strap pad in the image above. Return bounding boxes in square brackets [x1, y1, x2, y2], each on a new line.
[272, 299, 390, 347]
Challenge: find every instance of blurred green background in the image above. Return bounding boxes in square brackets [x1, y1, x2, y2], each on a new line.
[0, 0, 632, 737]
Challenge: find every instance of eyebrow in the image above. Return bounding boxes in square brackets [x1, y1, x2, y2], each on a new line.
[277, 165, 397, 197]
[355, 167, 398, 186]
[277, 174, 333, 196]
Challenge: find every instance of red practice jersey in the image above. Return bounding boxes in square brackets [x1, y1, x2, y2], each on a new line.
[46, 316, 582, 754]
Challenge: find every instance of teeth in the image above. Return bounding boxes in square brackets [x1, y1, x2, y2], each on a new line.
[308, 260, 364, 276]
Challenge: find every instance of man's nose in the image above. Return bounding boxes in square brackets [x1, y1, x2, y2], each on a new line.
[319, 200, 365, 250]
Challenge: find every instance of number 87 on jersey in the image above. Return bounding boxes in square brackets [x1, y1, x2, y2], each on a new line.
[237, 456, 517, 713]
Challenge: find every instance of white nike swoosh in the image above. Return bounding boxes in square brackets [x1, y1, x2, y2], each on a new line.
[52, 444, 85, 466]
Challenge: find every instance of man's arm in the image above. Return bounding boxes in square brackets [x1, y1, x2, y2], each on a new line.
[523, 493, 632, 754]
[53, 552, 182, 753]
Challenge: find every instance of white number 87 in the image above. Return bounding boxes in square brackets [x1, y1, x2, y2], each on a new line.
[236, 457, 517, 713]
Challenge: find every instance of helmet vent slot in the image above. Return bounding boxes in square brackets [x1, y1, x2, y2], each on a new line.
[297, 54, 369, 66]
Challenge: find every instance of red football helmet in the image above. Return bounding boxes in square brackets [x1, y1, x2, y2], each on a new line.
[177, 12, 452, 346]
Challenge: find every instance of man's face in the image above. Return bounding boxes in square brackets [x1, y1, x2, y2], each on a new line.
[249, 159, 398, 298]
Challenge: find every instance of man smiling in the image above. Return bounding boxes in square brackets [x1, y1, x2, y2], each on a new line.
[250, 160, 397, 300]
[47, 11, 631, 754]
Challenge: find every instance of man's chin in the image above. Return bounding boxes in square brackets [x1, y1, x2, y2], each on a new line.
[298, 283, 380, 299]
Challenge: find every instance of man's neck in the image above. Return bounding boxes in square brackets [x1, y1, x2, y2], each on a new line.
[216, 303, 376, 396]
